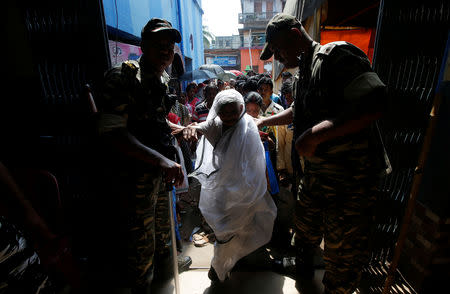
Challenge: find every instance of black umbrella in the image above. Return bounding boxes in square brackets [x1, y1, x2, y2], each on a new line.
[199, 64, 225, 76]
[179, 68, 217, 81]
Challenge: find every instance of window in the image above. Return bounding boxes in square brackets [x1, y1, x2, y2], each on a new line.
[266, 1, 273, 12]
[254, 2, 262, 13]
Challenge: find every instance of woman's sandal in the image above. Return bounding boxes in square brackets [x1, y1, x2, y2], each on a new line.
[194, 235, 210, 247]
[192, 232, 206, 241]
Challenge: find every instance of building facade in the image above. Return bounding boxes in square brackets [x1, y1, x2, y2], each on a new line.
[102, 0, 205, 91]
[239, 0, 286, 74]
[204, 35, 241, 71]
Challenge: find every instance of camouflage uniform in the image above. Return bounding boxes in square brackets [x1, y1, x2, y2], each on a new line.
[292, 41, 388, 293]
[93, 58, 175, 288]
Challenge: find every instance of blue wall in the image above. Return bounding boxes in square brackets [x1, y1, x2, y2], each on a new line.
[103, 0, 204, 71]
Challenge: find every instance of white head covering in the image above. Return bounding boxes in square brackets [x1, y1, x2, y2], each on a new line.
[195, 89, 245, 148]
[194, 89, 277, 281]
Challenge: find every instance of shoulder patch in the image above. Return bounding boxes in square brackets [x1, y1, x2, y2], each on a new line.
[121, 60, 139, 72]
[121, 60, 140, 81]
[317, 41, 350, 56]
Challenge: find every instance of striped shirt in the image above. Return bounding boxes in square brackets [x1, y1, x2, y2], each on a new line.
[193, 101, 210, 123]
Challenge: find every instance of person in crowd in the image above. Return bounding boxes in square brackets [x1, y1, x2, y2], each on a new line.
[170, 92, 192, 127]
[281, 71, 293, 83]
[258, 76, 283, 110]
[235, 75, 248, 95]
[217, 79, 225, 92]
[190, 83, 220, 248]
[92, 18, 189, 293]
[244, 91, 298, 254]
[167, 111, 181, 125]
[241, 76, 259, 97]
[228, 79, 236, 89]
[257, 76, 284, 181]
[192, 83, 219, 123]
[277, 71, 294, 109]
[168, 89, 194, 180]
[244, 91, 264, 119]
[195, 82, 206, 102]
[244, 91, 278, 194]
[179, 91, 187, 104]
[183, 89, 277, 283]
[276, 81, 295, 188]
[185, 82, 199, 115]
[246, 69, 256, 77]
[258, 13, 390, 293]
[0, 161, 82, 293]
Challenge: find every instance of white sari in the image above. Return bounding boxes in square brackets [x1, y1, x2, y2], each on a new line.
[194, 89, 277, 281]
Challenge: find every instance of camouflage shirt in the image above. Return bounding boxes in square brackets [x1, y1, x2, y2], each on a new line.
[98, 58, 176, 161]
[293, 41, 389, 178]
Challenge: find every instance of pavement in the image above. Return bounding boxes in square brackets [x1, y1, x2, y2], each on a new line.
[150, 189, 326, 294]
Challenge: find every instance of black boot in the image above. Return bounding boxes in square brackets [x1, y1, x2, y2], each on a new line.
[295, 247, 315, 280]
[208, 266, 221, 283]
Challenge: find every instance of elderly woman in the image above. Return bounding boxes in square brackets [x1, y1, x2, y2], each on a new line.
[188, 89, 277, 282]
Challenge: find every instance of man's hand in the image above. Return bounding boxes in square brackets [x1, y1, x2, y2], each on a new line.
[159, 158, 184, 187]
[183, 122, 199, 142]
[295, 120, 335, 157]
[35, 236, 83, 289]
[295, 128, 319, 157]
[168, 120, 185, 138]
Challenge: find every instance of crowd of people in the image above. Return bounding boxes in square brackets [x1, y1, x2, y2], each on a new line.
[1, 13, 390, 294]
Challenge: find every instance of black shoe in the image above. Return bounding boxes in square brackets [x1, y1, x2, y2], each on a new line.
[208, 266, 220, 282]
[178, 255, 192, 273]
[272, 256, 296, 277]
[295, 255, 315, 280]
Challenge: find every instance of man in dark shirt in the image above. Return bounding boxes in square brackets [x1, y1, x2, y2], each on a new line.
[92, 18, 185, 293]
[258, 13, 390, 294]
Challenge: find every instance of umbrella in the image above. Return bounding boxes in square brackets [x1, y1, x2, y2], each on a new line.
[199, 64, 225, 76]
[228, 70, 244, 76]
[200, 64, 237, 81]
[179, 68, 217, 81]
[219, 70, 237, 82]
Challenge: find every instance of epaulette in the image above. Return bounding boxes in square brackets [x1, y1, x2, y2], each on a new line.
[121, 60, 140, 80]
[317, 41, 352, 56]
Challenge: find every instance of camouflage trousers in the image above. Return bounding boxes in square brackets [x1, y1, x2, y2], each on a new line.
[126, 172, 171, 287]
[294, 172, 377, 294]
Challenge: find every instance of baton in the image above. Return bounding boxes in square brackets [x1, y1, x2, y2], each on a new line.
[167, 183, 180, 294]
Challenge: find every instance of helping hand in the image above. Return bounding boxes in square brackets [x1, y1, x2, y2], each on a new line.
[295, 128, 319, 157]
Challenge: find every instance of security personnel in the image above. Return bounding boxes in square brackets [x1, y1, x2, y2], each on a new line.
[258, 13, 390, 294]
[90, 18, 186, 293]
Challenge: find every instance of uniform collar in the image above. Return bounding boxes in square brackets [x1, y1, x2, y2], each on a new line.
[304, 41, 320, 69]
[138, 56, 163, 81]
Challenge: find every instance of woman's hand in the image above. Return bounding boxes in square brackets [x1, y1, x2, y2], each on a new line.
[171, 125, 185, 137]
[183, 122, 199, 142]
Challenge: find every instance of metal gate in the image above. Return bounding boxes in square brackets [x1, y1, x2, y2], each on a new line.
[367, 0, 449, 292]
[16, 0, 111, 256]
